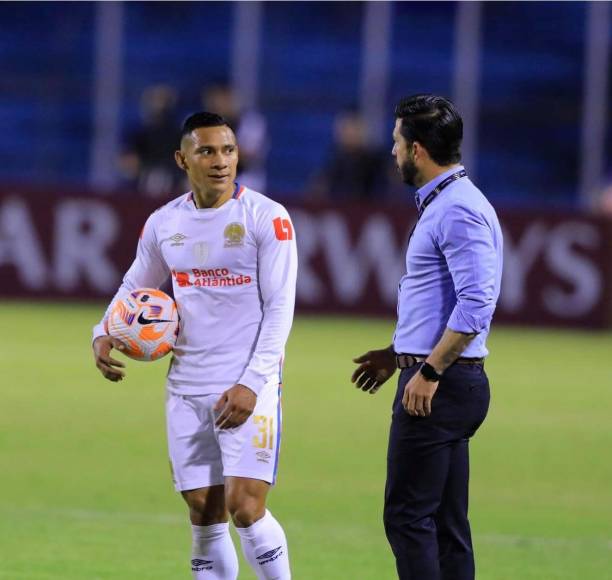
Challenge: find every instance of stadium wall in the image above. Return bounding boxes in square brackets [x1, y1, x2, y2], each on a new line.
[1, 188, 611, 328]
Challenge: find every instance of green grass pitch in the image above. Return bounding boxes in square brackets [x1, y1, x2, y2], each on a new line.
[1, 302, 611, 579]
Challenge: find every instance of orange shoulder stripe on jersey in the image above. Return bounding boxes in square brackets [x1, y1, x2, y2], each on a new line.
[234, 185, 245, 199]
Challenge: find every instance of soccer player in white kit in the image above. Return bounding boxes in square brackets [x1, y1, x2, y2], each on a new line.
[92, 112, 297, 580]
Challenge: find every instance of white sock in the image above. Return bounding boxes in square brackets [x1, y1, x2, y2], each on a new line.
[235, 510, 291, 580]
[191, 523, 239, 579]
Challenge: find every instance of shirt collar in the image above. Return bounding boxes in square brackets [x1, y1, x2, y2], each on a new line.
[415, 165, 465, 209]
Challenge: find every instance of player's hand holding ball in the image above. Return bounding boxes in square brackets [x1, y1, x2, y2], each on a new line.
[214, 384, 257, 429]
[93, 335, 127, 382]
[105, 288, 178, 361]
[93, 288, 179, 382]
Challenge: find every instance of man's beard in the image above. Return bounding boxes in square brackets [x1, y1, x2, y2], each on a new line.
[399, 158, 418, 186]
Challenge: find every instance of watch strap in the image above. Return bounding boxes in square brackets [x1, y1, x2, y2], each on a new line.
[420, 362, 442, 382]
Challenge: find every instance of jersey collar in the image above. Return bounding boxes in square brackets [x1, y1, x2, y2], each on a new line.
[186, 182, 244, 210]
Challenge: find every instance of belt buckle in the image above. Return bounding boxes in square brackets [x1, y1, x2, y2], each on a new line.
[396, 354, 418, 369]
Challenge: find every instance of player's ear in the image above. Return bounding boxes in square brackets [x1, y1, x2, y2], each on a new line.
[175, 151, 188, 172]
[412, 141, 423, 160]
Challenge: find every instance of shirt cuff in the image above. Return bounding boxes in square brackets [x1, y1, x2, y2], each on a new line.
[92, 323, 108, 345]
[447, 306, 485, 334]
[237, 368, 267, 396]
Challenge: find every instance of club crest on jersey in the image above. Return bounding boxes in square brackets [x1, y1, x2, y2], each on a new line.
[192, 241, 209, 265]
[224, 222, 246, 247]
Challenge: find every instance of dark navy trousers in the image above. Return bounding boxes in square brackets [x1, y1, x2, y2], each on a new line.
[383, 364, 490, 580]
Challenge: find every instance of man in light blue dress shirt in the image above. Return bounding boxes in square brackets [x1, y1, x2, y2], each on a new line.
[351, 95, 503, 580]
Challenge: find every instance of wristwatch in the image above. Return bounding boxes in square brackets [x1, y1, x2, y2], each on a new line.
[419, 362, 442, 382]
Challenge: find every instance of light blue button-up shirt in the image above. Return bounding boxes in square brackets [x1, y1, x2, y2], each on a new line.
[393, 166, 503, 358]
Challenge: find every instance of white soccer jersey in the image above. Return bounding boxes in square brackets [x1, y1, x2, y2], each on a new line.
[93, 185, 297, 396]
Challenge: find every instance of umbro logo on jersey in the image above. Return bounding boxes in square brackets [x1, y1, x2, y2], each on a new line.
[170, 233, 187, 246]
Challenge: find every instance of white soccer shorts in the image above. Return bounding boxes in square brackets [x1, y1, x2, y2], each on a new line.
[166, 382, 282, 491]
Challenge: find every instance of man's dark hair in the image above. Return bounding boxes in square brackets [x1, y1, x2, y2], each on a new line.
[395, 94, 463, 165]
[181, 111, 231, 138]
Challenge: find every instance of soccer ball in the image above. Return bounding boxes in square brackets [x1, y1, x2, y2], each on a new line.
[105, 288, 179, 361]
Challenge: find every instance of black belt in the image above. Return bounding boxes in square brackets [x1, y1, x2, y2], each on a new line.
[395, 353, 484, 369]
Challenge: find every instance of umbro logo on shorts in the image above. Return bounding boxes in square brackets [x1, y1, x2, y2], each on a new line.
[256, 450, 272, 462]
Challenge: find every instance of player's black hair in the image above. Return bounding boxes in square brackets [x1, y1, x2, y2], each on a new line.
[180, 111, 231, 138]
[395, 94, 463, 165]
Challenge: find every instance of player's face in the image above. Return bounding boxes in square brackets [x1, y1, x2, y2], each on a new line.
[392, 119, 418, 187]
[176, 125, 239, 199]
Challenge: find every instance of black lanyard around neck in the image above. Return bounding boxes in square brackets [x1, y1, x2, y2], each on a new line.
[407, 169, 467, 247]
[415, 169, 467, 218]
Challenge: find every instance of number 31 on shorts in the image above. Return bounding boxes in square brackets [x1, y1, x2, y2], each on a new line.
[252, 415, 274, 449]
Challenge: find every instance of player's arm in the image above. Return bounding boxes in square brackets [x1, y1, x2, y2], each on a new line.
[93, 213, 170, 382]
[426, 329, 476, 374]
[404, 205, 499, 416]
[215, 206, 298, 429]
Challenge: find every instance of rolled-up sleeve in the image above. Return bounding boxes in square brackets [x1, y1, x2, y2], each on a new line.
[437, 205, 500, 334]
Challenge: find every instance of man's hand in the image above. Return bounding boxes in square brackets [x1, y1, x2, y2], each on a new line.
[403, 370, 439, 416]
[214, 384, 257, 429]
[351, 347, 397, 394]
[93, 335, 127, 382]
